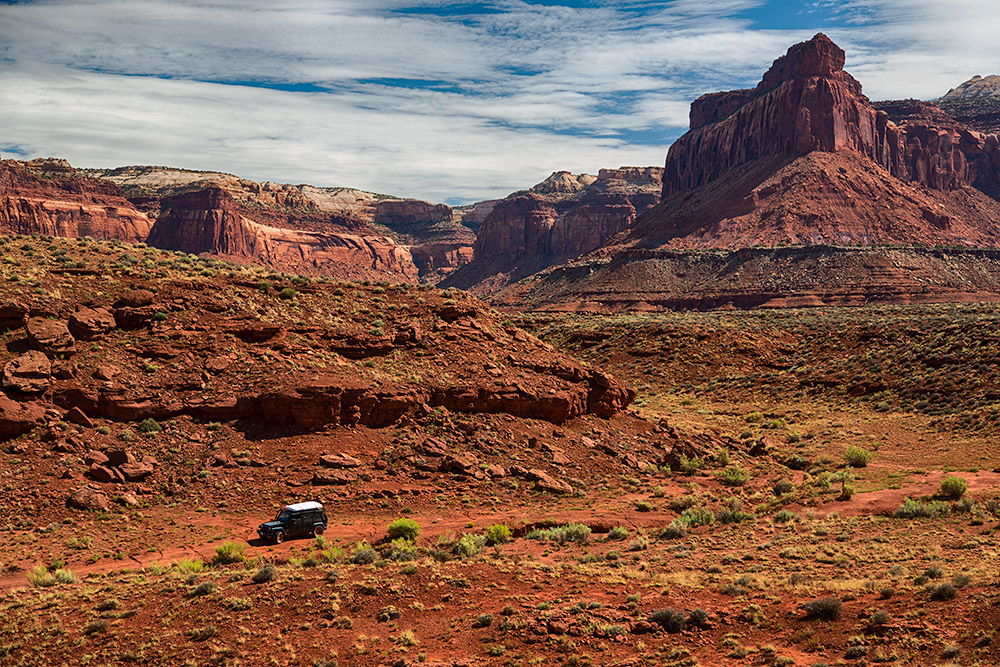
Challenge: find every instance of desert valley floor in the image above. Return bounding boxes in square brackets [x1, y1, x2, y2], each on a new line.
[3, 238, 1000, 667]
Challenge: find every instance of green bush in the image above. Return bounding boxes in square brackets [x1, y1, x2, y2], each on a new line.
[843, 446, 874, 467]
[718, 466, 750, 487]
[526, 523, 590, 545]
[386, 518, 420, 542]
[138, 418, 162, 434]
[453, 533, 486, 557]
[278, 287, 297, 300]
[894, 498, 951, 519]
[252, 563, 277, 584]
[649, 608, 687, 632]
[939, 475, 968, 500]
[483, 523, 512, 546]
[677, 507, 715, 527]
[27, 565, 55, 588]
[801, 596, 842, 620]
[607, 526, 629, 540]
[212, 541, 247, 565]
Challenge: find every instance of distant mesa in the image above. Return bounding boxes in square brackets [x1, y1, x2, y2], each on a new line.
[492, 33, 1000, 311]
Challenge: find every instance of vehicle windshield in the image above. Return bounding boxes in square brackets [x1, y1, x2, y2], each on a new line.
[276, 510, 291, 522]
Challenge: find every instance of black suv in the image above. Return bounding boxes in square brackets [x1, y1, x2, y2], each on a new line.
[257, 501, 328, 543]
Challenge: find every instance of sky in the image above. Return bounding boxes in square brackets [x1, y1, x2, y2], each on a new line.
[1, 1, 999, 204]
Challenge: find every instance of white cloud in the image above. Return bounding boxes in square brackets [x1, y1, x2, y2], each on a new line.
[2, 0, 999, 203]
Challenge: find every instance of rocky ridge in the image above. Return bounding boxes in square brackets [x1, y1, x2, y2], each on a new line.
[443, 167, 663, 295]
[487, 34, 1000, 311]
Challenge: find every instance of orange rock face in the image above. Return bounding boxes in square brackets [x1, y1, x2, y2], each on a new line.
[665, 33, 1000, 204]
[0, 162, 151, 242]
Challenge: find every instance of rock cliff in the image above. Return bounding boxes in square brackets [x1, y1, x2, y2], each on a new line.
[0, 161, 152, 242]
[147, 187, 421, 281]
[444, 167, 662, 294]
[497, 34, 1000, 310]
[665, 34, 1000, 204]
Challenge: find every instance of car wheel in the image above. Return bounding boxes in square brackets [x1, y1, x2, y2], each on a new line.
[274, 531, 285, 544]
[313, 525, 324, 537]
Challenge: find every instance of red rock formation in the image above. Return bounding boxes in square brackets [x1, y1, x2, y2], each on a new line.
[447, 167, 662, 293]
[148, 187, 421, 281]
[375, 199, 452, 226]
[665, 33, 1000, 204]
[0, 161, 151, 242]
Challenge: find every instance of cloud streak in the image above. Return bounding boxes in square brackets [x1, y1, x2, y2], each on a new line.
[1, 1, 999, 202]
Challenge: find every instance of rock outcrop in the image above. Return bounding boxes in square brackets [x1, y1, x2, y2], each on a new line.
[494, 34, 1000, 310]
[444, 167, 662, 294]
[665, 34, 1000, 202]
[0, 161, 152, 242]
[147, 187, 421, 281]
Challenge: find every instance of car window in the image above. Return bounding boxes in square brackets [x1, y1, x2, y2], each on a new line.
[277, 511, 291, 521]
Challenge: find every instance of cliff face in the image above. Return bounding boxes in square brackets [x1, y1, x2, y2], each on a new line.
[147, 187, 420, 281]
[445, 167, 663, 294]
[665, 34, 1000, 203]
[0, 161, 152, 242]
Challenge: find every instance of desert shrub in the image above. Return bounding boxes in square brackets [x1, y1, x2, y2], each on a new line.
[252, 563, 277, 584]
[677, 507, 715, 527]
[801, 596, 842, 620]
[717, 498, 750, 524]
[394, 629, 418, 646]
[929, 582, 956, 600]
[718, 466, 750, 486]
[785, 454, 810, 470]
[138, 418, 162, 434]
[188, 625, 217, 641]
[483, 523, 512, 546]
[635, 500, 654, 512]
[843, 446, 874, 467]
[607, 526, 629, 540]
[453, 533, 486, 557]
[26, 565, 55, 588]
[941, 645, 961, 659]
[377, 605, 401, 622]
[677, 454, 701, 475]
[188, 581, 217, 597]
[772, 479, 795, 495]
[871, 610, 891, 625]
[225, 597, 253, 611]
[257, 280, 272, 292]
[350, 545, 378, 565]
[386, 518, 420, 542]
[659, 522, 687, 539]
[649, 608, 687, 633]
[212, 541, 246, 565]
[83, 620, 108, 635]
[386, 538, 419, 562]
[773, 509, 797, 523]
[527, 523, 590, 545]
[473, 613, 494, 628]
[53, 568, 76, 584]
[278, 287, 296, 300]
[939, 475, 968, 500]
[894, 498, 951, 519]
[688, 608, 710, 626]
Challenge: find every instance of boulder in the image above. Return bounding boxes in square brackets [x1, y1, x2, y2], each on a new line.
[0, 394, 46, 437]
[0, 302, 28, 331]
[26, 318, 76, 357]
[311, 470, 357, 486]
[104, 447, 135, 468]
[63, 406, 94, 428]
[88, 464, 120, 483]
[67, 487, 110, 511]
[119, 461, 155, 482]
[68, 306, 116, 340]
[319, 453, 362, 469]
[115, 289, 155, 308]
[2, 350, 52, 394]
[84, 449, 109, 466]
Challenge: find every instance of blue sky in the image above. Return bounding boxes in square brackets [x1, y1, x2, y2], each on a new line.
[1, 0, 999, 203]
